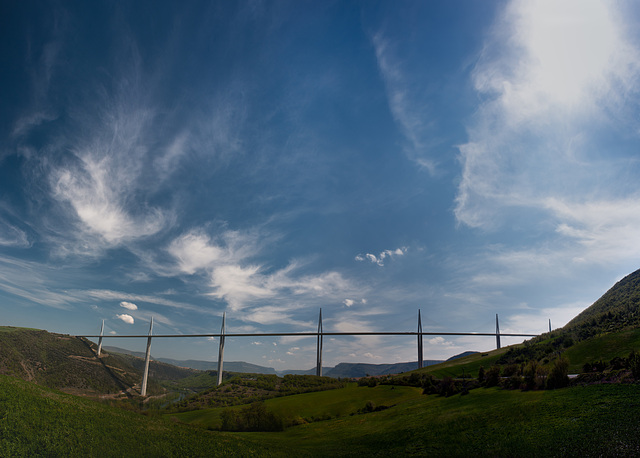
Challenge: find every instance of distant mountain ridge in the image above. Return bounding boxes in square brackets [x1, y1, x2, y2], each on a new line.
[103, 346, 482, 377]
[105, 346, 447, 377]
[103, 347, 277, 374]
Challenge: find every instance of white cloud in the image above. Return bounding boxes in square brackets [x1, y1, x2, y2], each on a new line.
[343, 298, 367, 307]
[356, 247, 407, 266]
[119, 301, 138, 311]
[168, 230, 224, 275]
[164, 227, 363, 316]
[84, 289, 206, 314]
[52, 155, 167, 247]
[456, 0, 640, 231]
[116, 314, 134, 324]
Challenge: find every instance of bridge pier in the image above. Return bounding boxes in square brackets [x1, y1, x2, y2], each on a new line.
[216, 312, 226, 386]
[495, 314, 501, 349]
[316, 309, 323, 377]
[97, 319, 104, 357]
[417, 310, 423, 369]
[140, 317, 154, 396]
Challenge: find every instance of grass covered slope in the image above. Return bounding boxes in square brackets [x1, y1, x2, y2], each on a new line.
[566, 268, 640, 338]
[171, 380, 640, 456]
[0, 327, 201, 397]
[250, 385, 640, 456]
[0, 374, 276, 457]
[172, 383, 423, 429]
[3, 368, 640, 456]
[0, 327, 141, 394]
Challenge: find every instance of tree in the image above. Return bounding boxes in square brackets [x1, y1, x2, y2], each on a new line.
[546, 357, 569, 389]
[628, 351, 640, 380]
[484, 366, 501, 387]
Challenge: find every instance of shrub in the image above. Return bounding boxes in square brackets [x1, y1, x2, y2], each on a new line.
[477, 366, 485, 384]
[503, 374, 523, 390]
[628, 351, 640, 380]
[220, 402, 284, 432]
[522, 360, 546, 391]
[484, 366, 501, 388]
[546, 357, 569, 390]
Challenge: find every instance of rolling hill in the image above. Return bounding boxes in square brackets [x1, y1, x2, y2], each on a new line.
[0, 327, 195, 397]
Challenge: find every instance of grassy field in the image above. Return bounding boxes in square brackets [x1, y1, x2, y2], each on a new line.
[0, 374, 277, 457]
[172, 379, 640, 457]
[417, 347, 508, 378]
[245, 384, 640, 456]
[171, 383, 423, 428]
[2, 369, 640, 456]
[564, 327, 640, 372]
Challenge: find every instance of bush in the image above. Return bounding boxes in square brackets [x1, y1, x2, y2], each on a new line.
[220, 402, 284, 432]
[484, 366, 501, 388]
[628, 351, 640, 380]
[522, 360, 546, 391]
[546, 357, 569, 390]
[503, 374, 523, 390]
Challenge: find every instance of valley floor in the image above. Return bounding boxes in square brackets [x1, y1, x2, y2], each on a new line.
[2, 373, 639, 457]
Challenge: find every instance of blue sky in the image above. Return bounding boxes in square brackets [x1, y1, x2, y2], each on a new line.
[2, 0, 640, 370]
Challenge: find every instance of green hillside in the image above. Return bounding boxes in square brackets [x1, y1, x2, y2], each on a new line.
[0, 374, 273, 456]
[171, 380, 640, 456]
[566, 268, 640, 337]
[0, 326, 195, 397]
[3, 368, 640, 456]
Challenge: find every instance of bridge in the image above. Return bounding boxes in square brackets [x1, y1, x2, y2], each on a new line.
[81, 310, 545, 396]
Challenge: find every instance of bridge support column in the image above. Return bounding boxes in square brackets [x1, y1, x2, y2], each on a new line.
[549, 319, 552, 333]
[316, 309, 323, 377]
[97, 319, 104, 357]
[495, 314, 501, 349]
[417, 310, 423, 369]
[216, 312, 226, 386]
[141, 317, 154, 396]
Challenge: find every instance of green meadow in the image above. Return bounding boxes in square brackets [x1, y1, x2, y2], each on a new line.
[171, 381, 640, 457]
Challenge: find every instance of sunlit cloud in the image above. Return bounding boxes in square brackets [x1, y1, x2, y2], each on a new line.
[119, 301, 138, 311]
[116, 313, 134, 324]
[355, 247, 407, 266]
[456, 0, 640, 231]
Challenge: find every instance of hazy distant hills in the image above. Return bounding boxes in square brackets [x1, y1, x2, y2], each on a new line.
[104, 346, 460, 378]
[104, 346, 278, 374]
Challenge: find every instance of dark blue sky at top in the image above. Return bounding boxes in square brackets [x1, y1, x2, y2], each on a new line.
[1, 0, 639, 368]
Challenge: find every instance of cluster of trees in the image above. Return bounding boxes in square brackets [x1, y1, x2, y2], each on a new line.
[477, 357, 569, 391]
[220, 402, 284, 432]
[582, 351, 640, 379]
[174, 373, 345, 412]
[496, 336, 573, 366]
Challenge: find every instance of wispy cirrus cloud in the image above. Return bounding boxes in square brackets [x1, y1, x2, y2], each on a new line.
[456, 0, 640, 231]
[454, 0, 640, 282]
[371, 32, 437, 173]
[167, 227, 363, 323]
[0, 220, 30, 248]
